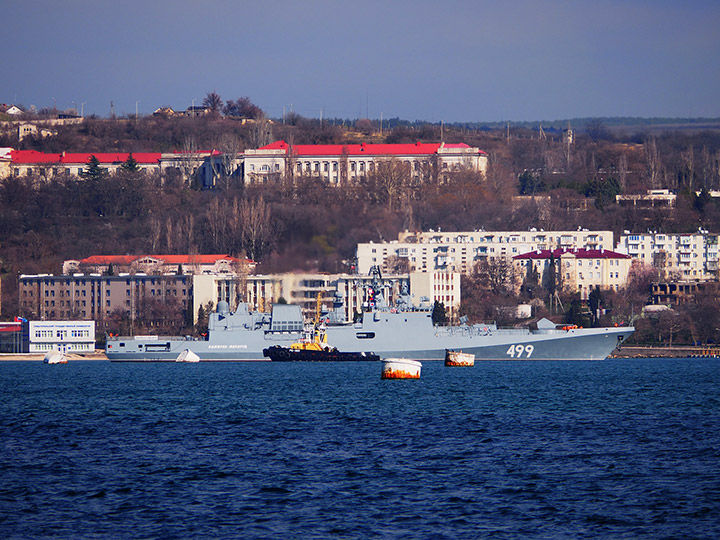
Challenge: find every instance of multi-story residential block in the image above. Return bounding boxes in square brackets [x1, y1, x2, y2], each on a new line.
[356, 229, 614, 275]
[19, 273, 192, 329]
[513, 248, 632, 298]
[243, 140, 487, 184]
[615, 230, 719, 281]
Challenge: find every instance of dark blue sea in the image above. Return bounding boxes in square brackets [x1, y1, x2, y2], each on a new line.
[1, 359, 719, 540]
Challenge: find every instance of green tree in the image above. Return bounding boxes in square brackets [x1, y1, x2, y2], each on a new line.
[81, 155, 107, 181]
[566, 296, 591, 327]
[121, 153, 140, 172]
[585, 177, 621, 209]
[518, 170, 545, 195]
[520, 259, 540, 298]
[588, 287, 604, 325]
[431, 301, 448, 325]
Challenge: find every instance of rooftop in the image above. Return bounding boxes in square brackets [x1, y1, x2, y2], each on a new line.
[256, 140, 486, 157]
[11, 150, 162, 164]
[514, 248, 630, 260]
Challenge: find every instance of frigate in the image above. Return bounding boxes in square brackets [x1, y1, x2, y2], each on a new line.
[105, 269, 633, 362]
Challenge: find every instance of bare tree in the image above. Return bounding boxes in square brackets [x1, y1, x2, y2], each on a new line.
[385, 255, 410, 274]
[205, 197, 226, 252]
[240, 196, 273, 261]
[223, 97, 263, 119]
[644, 136, 662, 189]
[368, 158, 411, 210]
[618, 152, 629, 191]
[164, 216, 174, 252]
[179, 135, 198, 186]
[202, 91, 223, 116]
[218, 133, 242, 189]
[180, 214, 195, 253]
[680, 146, 695, 190]
[658, 309, 685, 347]
[149, 216, 162, 252]
[475, 258, 518, 296]
[249, 117, 273, 149]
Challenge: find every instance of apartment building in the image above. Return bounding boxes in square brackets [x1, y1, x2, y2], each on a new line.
[513, 248, 632, 298]
[19, 273, 192, 328]
[243, 140, 487, 184]
[615, 230, 719, 281]
[193, 271, 457, 323]
[356, 229, 614, 275]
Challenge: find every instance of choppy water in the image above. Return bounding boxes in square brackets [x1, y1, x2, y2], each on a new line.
[1, 359, 719, 539]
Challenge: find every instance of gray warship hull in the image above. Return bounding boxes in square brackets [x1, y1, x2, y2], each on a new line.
[106, 301, 633, 362]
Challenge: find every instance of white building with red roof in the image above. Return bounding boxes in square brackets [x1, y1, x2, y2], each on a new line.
[243, 140, 487, 184]
[8, 150, 163, 178]
[513, 248, 632, 298]
[62, 254, 253, 276]
[3, 149, 226, 188]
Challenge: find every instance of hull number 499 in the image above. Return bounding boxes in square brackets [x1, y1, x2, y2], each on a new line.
[506, 344, 534, 358]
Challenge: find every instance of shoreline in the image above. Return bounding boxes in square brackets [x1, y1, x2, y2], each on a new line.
[0, 352, 109, 361]
[1, 347, 719, 361]
[611, 345, 720, 358]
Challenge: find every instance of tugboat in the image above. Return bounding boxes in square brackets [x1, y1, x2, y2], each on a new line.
[263, 323, 379, 362]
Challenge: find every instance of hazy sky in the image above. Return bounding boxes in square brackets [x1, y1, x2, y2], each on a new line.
[3, 0, 719, 122]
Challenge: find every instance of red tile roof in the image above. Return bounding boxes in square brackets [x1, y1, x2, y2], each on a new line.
[79, 254, 245, 265]
[11, 150, 161, 164]
[514, 248, 630, 260]
[258, 140, 486, 156]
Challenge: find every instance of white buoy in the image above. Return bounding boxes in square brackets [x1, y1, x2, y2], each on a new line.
[381, 358, 421, 379]
[43, 350, 67, 364]
[176, 349, 200, 362]
[444, 349, 475, 367]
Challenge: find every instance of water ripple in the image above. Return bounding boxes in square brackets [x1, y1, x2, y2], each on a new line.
[0, 359, 719, 539]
